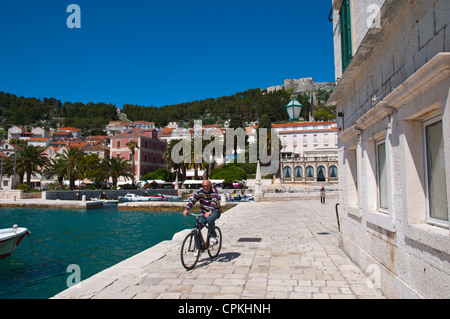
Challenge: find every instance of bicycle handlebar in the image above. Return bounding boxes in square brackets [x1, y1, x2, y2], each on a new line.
[187, 212, 203, 217]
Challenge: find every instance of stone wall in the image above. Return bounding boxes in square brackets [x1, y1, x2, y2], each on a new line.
[43, 189, 178, 201]
[331, 0, 450, 299]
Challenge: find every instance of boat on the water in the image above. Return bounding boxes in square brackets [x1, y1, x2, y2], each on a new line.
[157, 193, 183, 201]
[118, 193, 184, 202]
[0, 225, 30, 258]
[118, 193, 153, 202]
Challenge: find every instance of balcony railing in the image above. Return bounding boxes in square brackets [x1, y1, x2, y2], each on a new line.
[281, 156, 338, 162]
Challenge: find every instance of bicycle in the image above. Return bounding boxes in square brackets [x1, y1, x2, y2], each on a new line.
[180, 212, 222, 270]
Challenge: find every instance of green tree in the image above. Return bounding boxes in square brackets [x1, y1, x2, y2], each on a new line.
[43, 157, 67, 185]
[126, 139, 139, 180]
[56, 146, 85, 190]
[15, 145, 49, 187]
[210, 165, 247, 184]
[101, 156, 134, 188]
[141, 168, 174, 181]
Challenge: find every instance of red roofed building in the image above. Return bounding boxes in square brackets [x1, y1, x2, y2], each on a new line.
[110, 127, 167, 181]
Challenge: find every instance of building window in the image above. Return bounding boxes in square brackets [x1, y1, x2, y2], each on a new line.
[317, 165, 326, 182]
[424, 117, 448, 226]
[329, 165, 338, 178]
[283, 166, 292, 178]
[306, 166, 314, 178]
[340, 0, 353, 72]
[294, 166, 302, 178]
[376, 140, 388, 211]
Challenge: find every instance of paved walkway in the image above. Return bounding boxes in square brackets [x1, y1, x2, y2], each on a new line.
[53, 199, 385, 299]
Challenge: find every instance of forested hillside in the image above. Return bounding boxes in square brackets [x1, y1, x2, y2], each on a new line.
[0, 87, 331, 133]
[0, 92, 118, 135]
[123, 88, 318, 127]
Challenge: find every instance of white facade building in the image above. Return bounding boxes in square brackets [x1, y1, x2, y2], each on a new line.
[328, 0, 450, 298]
[269, 121, 338, 183]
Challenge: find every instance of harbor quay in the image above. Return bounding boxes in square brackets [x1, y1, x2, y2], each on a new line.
[53, 199, 385, 299]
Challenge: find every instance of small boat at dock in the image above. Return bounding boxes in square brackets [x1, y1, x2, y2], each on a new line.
[0, 225, 30, 258]
[157, 193, 183, 201]
[118, 193, 153, 202]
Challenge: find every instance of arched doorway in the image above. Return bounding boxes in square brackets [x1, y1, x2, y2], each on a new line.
[317, 165, 326, 182]
[305, 166, 314, 178]
[283, 166, 292, 178]
[294, 166, 302, 178]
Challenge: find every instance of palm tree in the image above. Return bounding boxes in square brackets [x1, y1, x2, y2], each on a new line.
[43, 157, 67, 185]
[189, 137, 208, 180]
[15, 145, 49, 187]
[163, 139, 184, 181]
[126, 139, 139, 180]
[2, 155, 25, 187]
[101, 156, 134, 188]
[57, 146, 85, 190]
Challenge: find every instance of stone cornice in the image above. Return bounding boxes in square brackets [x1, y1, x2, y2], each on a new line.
[356, 101, 394, 131]
[338, 125, 362, 142]
[383, 52, 450, 109]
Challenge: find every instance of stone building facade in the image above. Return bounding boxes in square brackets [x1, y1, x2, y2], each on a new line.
[274, 121, 338, 183]
[328, 0, 449, 298]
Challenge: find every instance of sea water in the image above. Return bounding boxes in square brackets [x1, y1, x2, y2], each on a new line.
[0, 207, 192, 299]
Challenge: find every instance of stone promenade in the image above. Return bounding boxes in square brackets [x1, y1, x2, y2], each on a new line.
[53, 199, 385, 299]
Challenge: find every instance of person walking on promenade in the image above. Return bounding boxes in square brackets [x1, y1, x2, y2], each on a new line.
[183, 179, 222, 246]
[320, 185, 326, 204]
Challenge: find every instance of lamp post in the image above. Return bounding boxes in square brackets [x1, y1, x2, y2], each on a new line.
[285, 98, 303, 121]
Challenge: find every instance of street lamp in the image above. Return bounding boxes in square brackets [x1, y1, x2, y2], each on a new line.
[285, 98, 303, 121]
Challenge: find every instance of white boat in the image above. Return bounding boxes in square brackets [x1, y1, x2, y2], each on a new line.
[0, 225, 30, 259]
[118, 193, 152, 202]
[91, 198, 119, 205]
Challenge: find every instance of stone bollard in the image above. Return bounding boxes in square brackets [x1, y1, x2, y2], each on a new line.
[82, 195, 86, 202]
[220, 194, 226, 204]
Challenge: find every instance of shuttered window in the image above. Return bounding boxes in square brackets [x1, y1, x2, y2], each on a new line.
[340, 0, 353, 71]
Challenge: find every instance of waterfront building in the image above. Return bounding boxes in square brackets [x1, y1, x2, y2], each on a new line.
[110, 127, 167, 181]
[276, 121, 338, 183]
[328, 0, 450, 298]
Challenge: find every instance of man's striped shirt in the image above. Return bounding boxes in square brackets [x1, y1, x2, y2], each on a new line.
[185, 186, 222, 214]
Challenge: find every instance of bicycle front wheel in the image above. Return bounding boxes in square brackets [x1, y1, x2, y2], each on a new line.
[181, 231, 200, 270]
[207, 226, 222, 259]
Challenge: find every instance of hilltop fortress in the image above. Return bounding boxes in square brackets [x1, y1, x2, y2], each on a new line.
[266, 77, 331, 94]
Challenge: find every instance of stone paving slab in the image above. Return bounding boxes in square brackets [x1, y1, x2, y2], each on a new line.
[53, 199, 385, 299]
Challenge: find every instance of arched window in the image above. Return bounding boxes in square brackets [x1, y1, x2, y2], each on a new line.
[294, 166, 302, 178]
[317, 165, 326, 181]
[329, 165, 338, 178]
[283, 166, 292, 178]
[305, 166, 314, 177]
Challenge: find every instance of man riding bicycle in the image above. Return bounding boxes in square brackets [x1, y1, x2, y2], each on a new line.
[183, 179, 222, 246]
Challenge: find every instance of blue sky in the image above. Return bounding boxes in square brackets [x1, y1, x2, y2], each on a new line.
[0, 1, 335, 108]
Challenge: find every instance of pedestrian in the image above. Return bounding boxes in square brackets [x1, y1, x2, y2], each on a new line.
[320, 185, 326, 204]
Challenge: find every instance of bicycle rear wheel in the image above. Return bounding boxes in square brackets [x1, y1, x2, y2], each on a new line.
[181, 231, 200, 270]
[207, 226, 222, 259]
